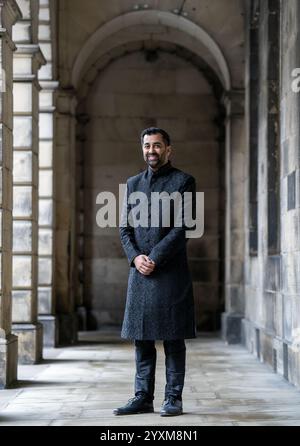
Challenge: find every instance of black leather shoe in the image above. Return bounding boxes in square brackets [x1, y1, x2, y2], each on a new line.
[113, 393, 154, 415]
[160, 396, 183, 416]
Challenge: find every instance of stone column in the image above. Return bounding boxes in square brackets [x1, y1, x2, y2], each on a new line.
[12, 0, 46, 364]
[75, 112, 89, 330]
[37, 0, 59, 347]
[55, 88, 78, 345]
[221, 89, 246, 344]
[277, 0, 300, 386]
[0, 0, 21, 388]
[38, 81, 58, 346]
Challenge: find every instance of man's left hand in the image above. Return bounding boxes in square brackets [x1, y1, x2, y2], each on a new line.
[135, 255, 155, 275]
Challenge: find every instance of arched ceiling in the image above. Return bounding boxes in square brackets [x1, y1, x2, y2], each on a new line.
[75, 41, 226, 109]
[72, 10, 232, 92]
[58, 1, 244, 90]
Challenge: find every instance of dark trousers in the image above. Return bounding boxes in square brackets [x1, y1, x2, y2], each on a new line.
[134, 339, 186, 401]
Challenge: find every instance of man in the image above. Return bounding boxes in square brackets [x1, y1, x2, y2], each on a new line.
[114, 127, 196, 417]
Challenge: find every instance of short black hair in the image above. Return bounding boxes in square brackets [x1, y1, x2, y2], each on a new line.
[140, 127, 171, 146]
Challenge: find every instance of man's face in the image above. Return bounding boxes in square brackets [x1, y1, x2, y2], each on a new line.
[142, 133, 172, 171]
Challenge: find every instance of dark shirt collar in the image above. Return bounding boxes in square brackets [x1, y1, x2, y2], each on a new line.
[147, 160, 173, 179]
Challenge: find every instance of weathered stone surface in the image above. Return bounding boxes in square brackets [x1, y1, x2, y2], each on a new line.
[0, 334, 18, 389]
[38, 315, 58, 348]
[1, 0, 300, 395]
[57, 313, 78, 346]
[242, 0, 300, 390]
[1, 332, 300, 425]
[12, 0, 47, 364]
[222, 313, 243, 344]
[11, 322, 43, 364]
[83, 50, 221, 330]
[0, 0, 22, 388]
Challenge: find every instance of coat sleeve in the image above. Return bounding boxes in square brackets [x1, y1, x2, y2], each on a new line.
[148, 175, 196, 268]
[119, 181, 142, 267]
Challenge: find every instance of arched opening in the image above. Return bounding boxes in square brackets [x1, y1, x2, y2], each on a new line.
[72, 10, 231, 93]
[75, 41, 226, 332]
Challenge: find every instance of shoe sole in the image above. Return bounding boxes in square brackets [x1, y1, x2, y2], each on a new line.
[113, 409, 154, 416]
[160, 411, 183, 417]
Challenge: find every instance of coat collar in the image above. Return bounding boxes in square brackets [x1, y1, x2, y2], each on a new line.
[146, 160, 173, 180]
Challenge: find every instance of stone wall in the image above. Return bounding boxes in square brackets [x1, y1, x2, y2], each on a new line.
[83, 50, 223, 330]
[243, 0, 300, 387]
[58, 0, 244, 90]
[0, 0, 21, 388]
[11, 0, 45, 364]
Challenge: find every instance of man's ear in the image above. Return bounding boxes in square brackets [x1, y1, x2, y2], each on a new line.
[167, 145, 172, 157]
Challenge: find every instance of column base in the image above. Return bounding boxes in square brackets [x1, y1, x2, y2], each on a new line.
[221, 312, 243, 344]
[57, 313, 78, 346]
[241, 317, 300, 388]
[38, 315, 59, 348]
[12, 323, 43, 364]
[0, 334, 18, 389]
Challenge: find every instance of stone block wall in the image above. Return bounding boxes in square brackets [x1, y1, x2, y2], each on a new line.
[83, 50, 223, 331]
[243, 0, 300, 388]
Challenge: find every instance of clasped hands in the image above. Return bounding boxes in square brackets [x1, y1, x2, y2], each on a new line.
[134, 255, 156, 275]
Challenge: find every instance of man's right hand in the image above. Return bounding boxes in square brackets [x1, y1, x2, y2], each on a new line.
[134, 255, 155, 275]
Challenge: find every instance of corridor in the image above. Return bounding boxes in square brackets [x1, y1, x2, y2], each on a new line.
[1, 0, 300, 423]
[1, 331, 300, 426]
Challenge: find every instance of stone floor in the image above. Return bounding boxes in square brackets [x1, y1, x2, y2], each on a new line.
[1, 330, 300, 426]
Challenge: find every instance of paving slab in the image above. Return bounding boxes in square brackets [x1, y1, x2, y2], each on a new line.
[0, 331, 300, 426]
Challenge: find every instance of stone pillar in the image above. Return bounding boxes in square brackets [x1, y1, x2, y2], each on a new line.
[0, 0, 21, 388]
[75, 112, 89, 331]
[221, 89, 246, 344]
[37, 0, 59, 347]
[276, 0, 300, 386]
[55, 88, 78, 345]
[38, 81, 58, 346]
[12, 0, 46, 364]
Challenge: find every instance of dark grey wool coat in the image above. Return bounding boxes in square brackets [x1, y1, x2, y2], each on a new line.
[119, 160, 196, 340]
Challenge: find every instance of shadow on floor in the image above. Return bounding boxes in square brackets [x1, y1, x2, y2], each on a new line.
[40, 358, 131, 365]
[9, 380, 88, 388]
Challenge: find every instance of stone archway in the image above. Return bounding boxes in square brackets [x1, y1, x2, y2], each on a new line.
[68, 9, 245, 338]
[79, 46, 225, 330]
[72, 9, 231, 96]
